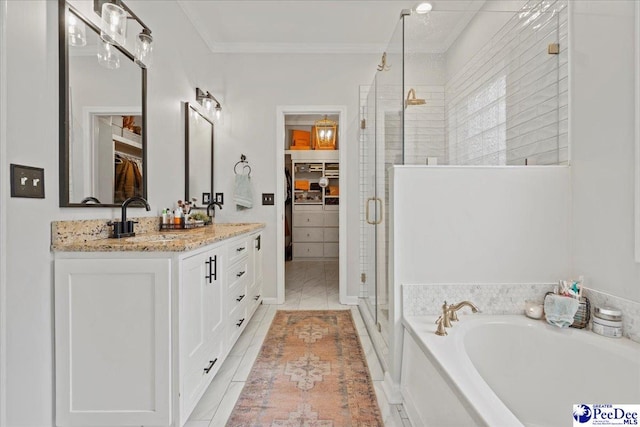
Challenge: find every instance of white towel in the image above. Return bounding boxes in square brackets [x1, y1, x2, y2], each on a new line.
[544, 294, 579, 328]
[234, 174, 253, 209]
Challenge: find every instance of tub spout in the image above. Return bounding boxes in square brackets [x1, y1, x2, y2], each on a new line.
[448, 301, 480, 322]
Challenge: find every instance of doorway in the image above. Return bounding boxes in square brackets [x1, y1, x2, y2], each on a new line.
[275, 106, 347, 306]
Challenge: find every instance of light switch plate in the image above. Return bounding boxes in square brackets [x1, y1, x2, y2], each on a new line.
[10, 164, 45, 198]
[215, 193, 224, 205]
[262, 193, 275, 205]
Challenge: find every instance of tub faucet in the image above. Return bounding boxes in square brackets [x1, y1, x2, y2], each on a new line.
[435, 300, 480, 336]
[448, 301, 480, 323]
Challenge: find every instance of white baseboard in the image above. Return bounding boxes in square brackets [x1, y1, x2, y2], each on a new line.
[340, 295, 358, 305]
[262, 297, 279, 305]
[382, 371, 403, 404]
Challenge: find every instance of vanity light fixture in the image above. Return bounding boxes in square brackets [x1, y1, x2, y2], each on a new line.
[94, 0, 154, 68]
[196, 88, 223, 121]
[135, 28, 153, 67]
[67, 11, 86, 47]
[100, 2, 127, 45]
[97, 39, 120, 69]
[415, 2, 433, 14]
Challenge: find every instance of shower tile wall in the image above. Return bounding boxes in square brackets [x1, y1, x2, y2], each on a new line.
[445, 0, 568, 165]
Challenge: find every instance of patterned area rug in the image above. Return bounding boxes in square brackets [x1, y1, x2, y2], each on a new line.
[226, 310, 383, 426]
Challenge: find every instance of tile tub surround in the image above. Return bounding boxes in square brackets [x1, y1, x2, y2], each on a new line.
[402, 283, 555, 317]
[51, 218, 265, 252]
[583, 287, 640, 344]
[402, 284, 640, 344]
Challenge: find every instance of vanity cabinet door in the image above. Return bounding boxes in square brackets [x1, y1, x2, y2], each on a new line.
[54, 258, 171, 427]
[179, 246, 224, 422]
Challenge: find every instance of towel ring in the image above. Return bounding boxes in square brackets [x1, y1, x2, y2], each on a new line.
[234, 154, 251, 177]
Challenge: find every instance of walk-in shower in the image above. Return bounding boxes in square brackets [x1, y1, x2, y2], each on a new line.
[358, 0, 568, 370]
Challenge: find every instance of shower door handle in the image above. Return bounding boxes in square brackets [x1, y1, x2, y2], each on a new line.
[373, 198, 383, 225]
[366, 197, 376, 224]
[366, 197, 384, 225]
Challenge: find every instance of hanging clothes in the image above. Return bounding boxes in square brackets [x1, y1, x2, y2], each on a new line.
[285, 167, 292, 205]
[114, 154, 143, 202]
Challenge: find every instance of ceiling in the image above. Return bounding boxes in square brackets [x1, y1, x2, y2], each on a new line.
[177, 0, 485, 54]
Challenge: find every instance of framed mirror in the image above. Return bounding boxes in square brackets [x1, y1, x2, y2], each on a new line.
[185, 102, 214, 208]
[59, 0, 147, 207]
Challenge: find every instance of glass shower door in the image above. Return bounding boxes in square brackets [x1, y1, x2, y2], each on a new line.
[359, 18, 404, 348]
[360, 78, 378, 327]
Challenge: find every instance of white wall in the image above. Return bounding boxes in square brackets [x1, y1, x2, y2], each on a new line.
[210, 53, 379, 300]
[388, 165, 571, 388]
[391, 166, 571, 284]
[570, 0, 640, 302]
[3, 1, 222, 424]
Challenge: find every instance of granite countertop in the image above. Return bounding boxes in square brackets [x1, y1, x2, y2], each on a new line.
[51, 219, 265, 252]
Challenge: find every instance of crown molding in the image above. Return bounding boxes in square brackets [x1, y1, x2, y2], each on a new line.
[205, 41, 389, 54]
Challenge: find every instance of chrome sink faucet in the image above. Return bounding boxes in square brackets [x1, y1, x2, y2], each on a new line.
[108, 196, 151, 238]
[435, 300, 480, 336]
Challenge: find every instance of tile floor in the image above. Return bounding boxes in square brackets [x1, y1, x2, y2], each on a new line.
[185, 260, 412, 427]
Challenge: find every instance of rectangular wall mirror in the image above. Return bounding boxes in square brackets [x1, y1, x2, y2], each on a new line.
[59, 0, 147, 207]
[185, 102, 214, 208]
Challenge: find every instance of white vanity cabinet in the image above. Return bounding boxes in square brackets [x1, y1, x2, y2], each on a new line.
[178, 244, 225, 423]
[54, 229, 264, 427]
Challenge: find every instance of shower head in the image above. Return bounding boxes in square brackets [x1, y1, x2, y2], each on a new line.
[405, 88, 426, 108]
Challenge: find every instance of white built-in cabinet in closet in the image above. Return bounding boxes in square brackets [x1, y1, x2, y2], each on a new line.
[54, 230, 263, 427]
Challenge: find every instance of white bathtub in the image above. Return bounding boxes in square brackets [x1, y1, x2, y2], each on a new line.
[401, 315, 640, 427]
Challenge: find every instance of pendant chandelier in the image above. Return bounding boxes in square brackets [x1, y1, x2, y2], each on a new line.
[314, 116, 337, 149]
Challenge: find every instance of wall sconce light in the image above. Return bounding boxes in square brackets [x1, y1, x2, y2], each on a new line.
[196, 88, 222, 121]
[94, 0, 154, 68]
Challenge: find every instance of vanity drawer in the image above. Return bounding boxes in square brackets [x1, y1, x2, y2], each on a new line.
[228, 305, 248, 345]
[228, 280, 247, 319]
[227, 259, 249, 290]
[228, 238, 250, 265]
[293, 243, 324, 258]
[293, 212, 324, 227]
[293, 227, 324, 242]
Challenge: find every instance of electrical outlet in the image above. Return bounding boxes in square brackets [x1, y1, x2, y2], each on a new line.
[215, 193, 224, 205]
[10, 164, 45, 198]
[262, 193, 275, 205]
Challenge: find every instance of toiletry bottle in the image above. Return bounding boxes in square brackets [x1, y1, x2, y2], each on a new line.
[162, 209, 168, 225]
[174, 207, 182, 225]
